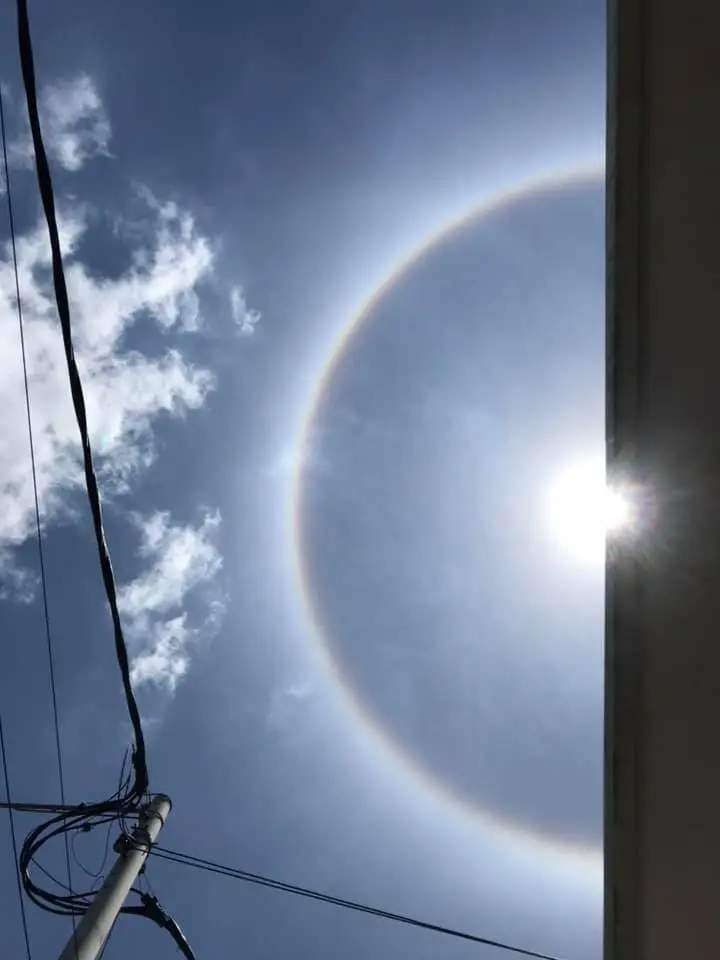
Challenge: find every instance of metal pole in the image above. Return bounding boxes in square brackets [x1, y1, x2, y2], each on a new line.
[57, 794, 171, 960]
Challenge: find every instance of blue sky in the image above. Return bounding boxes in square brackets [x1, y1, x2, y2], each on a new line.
[1, 2, 605, 958]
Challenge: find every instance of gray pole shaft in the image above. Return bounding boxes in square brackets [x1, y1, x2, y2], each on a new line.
[57, 794, 171, 960]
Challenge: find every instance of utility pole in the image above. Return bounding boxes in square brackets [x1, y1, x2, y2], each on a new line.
[57, 794, 171, 960]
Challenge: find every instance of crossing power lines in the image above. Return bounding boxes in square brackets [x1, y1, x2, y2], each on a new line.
[148, 845, 566, 960]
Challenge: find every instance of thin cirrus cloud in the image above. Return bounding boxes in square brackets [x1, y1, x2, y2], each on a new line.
[230, 283, 261, 335]
[1, 72, 253, 693]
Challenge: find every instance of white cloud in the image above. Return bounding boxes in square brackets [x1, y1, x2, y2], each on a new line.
[0, 193, 216, 588]
[43, 74, 111, 171]
[120, 510, 222, 617]
[129, 616, 190, 692]
[119, 510, 225, 691]
[1, 78, 238, 696]
[8, 74, 111, 173]
[230, 284, 261, 335]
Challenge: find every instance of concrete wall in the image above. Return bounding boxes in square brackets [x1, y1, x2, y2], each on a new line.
[606, 1, 720, 957]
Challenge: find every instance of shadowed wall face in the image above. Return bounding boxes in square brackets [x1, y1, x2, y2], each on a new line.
[607, 2, 720, 957]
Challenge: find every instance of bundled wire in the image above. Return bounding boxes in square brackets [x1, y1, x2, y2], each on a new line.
[1, 4, 192, 956]
[8, 0, 153, 921]
[15, 0, 149, 803]
[18, 761, 143, 917]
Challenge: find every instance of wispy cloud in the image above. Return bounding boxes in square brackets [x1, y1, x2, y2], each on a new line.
[0, 551, 37, 604]
[119, 510, 225, 692]
[230, 284, 261, 336]
[9, 74, 111, 173]
[43, 73, 111, 171]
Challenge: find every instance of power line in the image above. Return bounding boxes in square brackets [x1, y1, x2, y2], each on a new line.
[15, 0, 149, 800]
[0, 801, 80, 813]
[5, 0, 155, 933]
[71, 817, 114, 879]
[0, 711, 32, 960]
[148, 845, 566, 960]
[0, 60, 77, 944]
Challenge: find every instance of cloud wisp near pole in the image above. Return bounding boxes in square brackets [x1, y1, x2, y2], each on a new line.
[57, 795, 171, 960]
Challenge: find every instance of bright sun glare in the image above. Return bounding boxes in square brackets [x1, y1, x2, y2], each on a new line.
[547, 457, 631, 565]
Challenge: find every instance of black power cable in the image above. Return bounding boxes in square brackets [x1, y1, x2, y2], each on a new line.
[0, 58, 77, 943]
[149, 846, 566, 960]
[20, 805, 143, 917]
[71, 817, 114, 879]
[15, 0, 149, 800]
[8, 5, 182, 953]
[0, 801, 79, 813]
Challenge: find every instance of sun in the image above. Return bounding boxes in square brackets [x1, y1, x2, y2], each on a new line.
[546, 456, 631, 565]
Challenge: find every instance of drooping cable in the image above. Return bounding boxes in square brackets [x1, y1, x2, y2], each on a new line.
[0, 65, 77, 942]
[10, 755, 142, 916]
[31, 857, 74, 893]
[0, 711, 33, 959]
[17, 799, 194, 957]
[72, 750, 129, 882]
[20, 804, 142, 916]
[148, 845, 566, 960]
[71, 818, 114, 879]
[3, 1, 151, 924]
[15, 0, 149, 799]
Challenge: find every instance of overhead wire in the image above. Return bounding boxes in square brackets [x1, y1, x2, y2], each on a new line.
[148, 845, 566, 960]
[7, 5, 193, 950]
[0, 800, 79, 814]
[6, 13, 200, 947]
[20, 805, 141, 916]
[71, 749, 131, 881]
[0, 50, 77, 945]
[9, 0, 157, 941]
[30, 856, 98, 901]
[31, 852, 142, 905]
[15, 0, 149, 801]
[0, 749, 135, 814]
[0, 711, 32, 959]
[71, 817, 114, 879]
